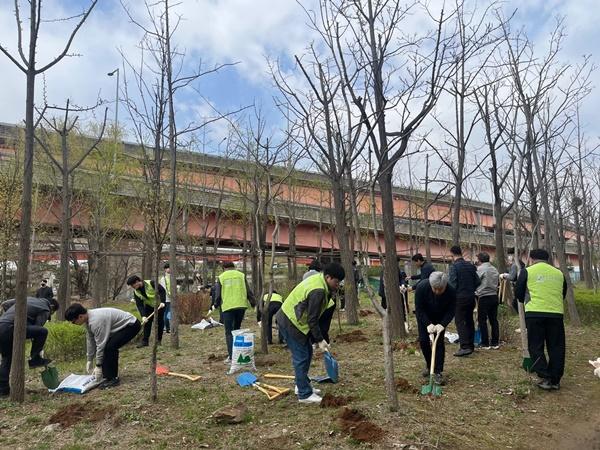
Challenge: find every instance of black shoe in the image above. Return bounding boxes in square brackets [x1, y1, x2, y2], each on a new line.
[551, 383, 560, 390]
[28, 356, 52, 368]
[99, 377, 120, 390]
[421, 368, 430, 378]
[536, 379, 553, 391]
[433, 373, 445, 386]
[453, 348, 473, 357]
[136, 341, 149, 348]
[165, 329, 170, 334]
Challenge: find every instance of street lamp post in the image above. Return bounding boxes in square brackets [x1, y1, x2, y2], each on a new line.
[107, 68, 120, 169]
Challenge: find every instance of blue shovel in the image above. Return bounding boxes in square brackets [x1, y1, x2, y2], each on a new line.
[312, 351, 339, 383]
[236, 372, 289, 400]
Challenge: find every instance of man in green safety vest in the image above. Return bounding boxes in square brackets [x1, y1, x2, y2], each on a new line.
[126, 275, 167, 347]
[160, 263, 172, 334]
[515, 249, 567, 391]
[212, 261, 255, 363]
[276, 262, 345, 404]
[256, 289, 284, 345]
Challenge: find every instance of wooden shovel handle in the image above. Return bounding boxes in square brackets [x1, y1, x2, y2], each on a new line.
[168, 372, 201, 381]
[264, 373, 295, 380]
[256, 382, 290, 395]
[253, 383, 276, 399]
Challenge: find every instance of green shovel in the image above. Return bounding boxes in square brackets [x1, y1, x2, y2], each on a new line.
[421, 331, 443, 397]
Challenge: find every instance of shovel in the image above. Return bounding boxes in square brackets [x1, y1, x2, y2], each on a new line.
[421, 331, 443, 397]
[517, 301, 533, 371]
[236, 372, 288, 400]
[41, 365, 60, 390]
[156, 363, 201, 381]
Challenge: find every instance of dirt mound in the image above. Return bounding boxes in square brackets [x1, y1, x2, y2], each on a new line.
[320, 393, 353, 408]
[48, 402, 116, 428]
[396, 377, 418, 394]
[338, 407, 384, 443]
[212, 403, 248, 424]
[359, 309, 374, 317]
[334, 330, 368, 343]
[393, 339, 419, 352]
[255, 355, 278, 367]
[206, 353, 225, 363]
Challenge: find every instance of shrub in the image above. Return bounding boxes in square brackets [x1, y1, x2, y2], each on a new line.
[178, 292, 212, 324]
[44, 321, 86, 362]
[574, 288, 600, 325]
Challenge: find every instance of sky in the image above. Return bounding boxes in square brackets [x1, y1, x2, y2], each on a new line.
[0, 0, 599, 199]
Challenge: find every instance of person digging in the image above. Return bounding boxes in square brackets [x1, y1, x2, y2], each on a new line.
[275, 262, 344, 404]
[415, 272, 456, 386]
[126, 275, 167, 347]
[0, 297, 58, 397]
[65, 303, 141, 390]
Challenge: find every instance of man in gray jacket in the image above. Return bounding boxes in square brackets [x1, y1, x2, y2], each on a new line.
[475, 252, 500, 349]
[65, 303, 141, 390]
[0, 297, 58, 396]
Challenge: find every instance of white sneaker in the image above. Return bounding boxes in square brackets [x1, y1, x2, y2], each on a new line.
[404, 322, 410, 333]
[491, 345, 500, 350]
[223, 357, 231, 365]
[298, 393, 322, 404]
[295, 386, 321, 395]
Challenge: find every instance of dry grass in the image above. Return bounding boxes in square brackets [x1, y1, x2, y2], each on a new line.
[2, 296, 600, 449]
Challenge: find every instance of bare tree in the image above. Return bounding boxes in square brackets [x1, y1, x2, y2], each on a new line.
[0, 0, 98, 402]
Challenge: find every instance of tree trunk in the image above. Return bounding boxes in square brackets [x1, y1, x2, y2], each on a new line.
[493, 200, 507, 273]
[377, 169, 406, 339]
[57, 141, 71, 319]
[573, 205, 584, 283]
[287, 219, 297, 282]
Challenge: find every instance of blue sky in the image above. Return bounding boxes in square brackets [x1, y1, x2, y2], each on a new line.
[1, 0, 599, 165]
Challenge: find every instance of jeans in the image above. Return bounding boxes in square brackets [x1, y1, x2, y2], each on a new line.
[478, 295, 499, 347]
[279, 325, 314, 399]
[526, 316, 565, 384]
[141, 304, 164, 344]
[102, 321, 141, 379]
[163, 302, 171, 332]
[222, 308, 245, 359]
[266, 302, 282, 344]
[455, 297, 476, 351]
[417, 320, 445, 374]
[0, 324, 48, 393]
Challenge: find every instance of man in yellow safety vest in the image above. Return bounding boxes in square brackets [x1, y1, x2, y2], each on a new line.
[256, 289, 284, 345]
[212, 261, 255, 363]
[276, 262, 345, 404]
[160, 263, 172, 334]
[126, 275, 166, 347]
[515, 249, 567, 391]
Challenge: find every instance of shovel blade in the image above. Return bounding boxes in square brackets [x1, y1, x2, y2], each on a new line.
[420, 383, 433, 395]
[522, 357, 533, 372]
[432, 384, 443, 396]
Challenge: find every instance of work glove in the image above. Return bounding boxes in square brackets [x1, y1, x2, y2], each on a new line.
[318, 340, 331, 353]
[399, 285, 407, 294]
[257, 321, 262, 327]
[159, 303, 166, 310]
[86, 360, 93, 374]
[206, 305, 215, 316]
[434, 324, 445, 334]
[427, 324, 435, 334]
[93, 366, 103, 382]
[500, 273, 509, 280]
[141, 316, 148, 325]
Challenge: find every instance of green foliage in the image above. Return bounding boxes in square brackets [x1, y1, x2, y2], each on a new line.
[366, 265, 382, 277]
[574, 287, 600, 325]
[44, 321, 86, 362]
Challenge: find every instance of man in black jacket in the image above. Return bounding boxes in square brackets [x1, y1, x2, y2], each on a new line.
[415, 272, 456, 385]
[35, 279, 54, 301]
[410, 253, 435, 286]
[0, 297, 58, 396]
[448, 246, 481, 356]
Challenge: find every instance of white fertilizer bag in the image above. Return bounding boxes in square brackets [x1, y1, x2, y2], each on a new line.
[49, 374, 102, 394]
[228, 329, 256, 375]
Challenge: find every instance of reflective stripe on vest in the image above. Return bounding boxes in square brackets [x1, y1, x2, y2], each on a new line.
[218, 270, 249, 312]
[133, 280, 156, 307]
[525, 262, 564, 315]
[281, 273, 331, 335]
[263, 293, 283, 304]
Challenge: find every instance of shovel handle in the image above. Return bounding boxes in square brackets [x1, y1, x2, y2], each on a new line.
[256, 382, 290, 395]
[168, 372, 201, 381]
[264, 373, 295, 380]
[253, 383, 277, 399]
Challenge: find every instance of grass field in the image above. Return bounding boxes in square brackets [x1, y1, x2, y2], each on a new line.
[2, 292, 600, 449]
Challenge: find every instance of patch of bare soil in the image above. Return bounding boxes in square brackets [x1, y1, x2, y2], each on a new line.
[320, 393, 353, 408]
[334, 330, 368, 343]
[206, 353, 225, 363]
[211, 403, 248, 424]
[359, 309, 374, 317]
[48, 402, 116, 428]
[338, 407, 385, 443]
[255, 355, 279, 367]
[393, 339, 419, 352]
[396, 377, 418, 394]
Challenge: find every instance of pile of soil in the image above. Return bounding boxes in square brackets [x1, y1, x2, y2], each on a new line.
[338, 407, 385, 443]
[396, 377, 418, 394]
[212, 403, 248, 424]
[334, 330, 368, 343]
[48, 402, 116, 428]
[206, 353, 224, 363]
[393, 339, 419, 352]
[320, 393, 353, 408]
[359, 309, 374, 317]
[255, 355, 278, 367]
